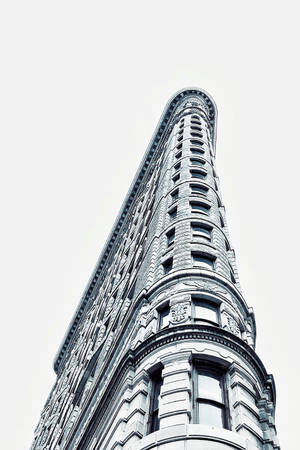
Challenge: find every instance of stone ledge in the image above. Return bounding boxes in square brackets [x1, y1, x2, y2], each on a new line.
[133, 424, 248, 450]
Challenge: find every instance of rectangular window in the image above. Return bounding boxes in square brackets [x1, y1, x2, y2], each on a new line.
[191, 147, 205, 156]
[191, 223, 211, 240]
[190, 201, 210, 214]
[194, 365, 228, 429]
[190, 158, 205, 167]
[190, 184, 208, 196]
[192, 298, 219, 325]
[192, 252, 215, 269]
[174, 162, 181, 172]
[175, 151, 182, 160]
[190, 169, 206, 179]
[166, 228, 175, 247]
[159, 304, 170, 329]
[169, 207, 177, 219]
[172, 173, 180, 184]
[171, 189, 179, 202]
[148, 371, 163, 433]
[163, 258, 173, 274]
[220, 215, 224, 227]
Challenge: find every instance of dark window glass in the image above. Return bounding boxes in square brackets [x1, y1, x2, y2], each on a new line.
[163, 258, 173, 274]
[175, 151, 182, 160]
[167, 229, 175, 247]
[190, 139, 204, 146]
[159, 304, 170, 329]
[191, 132, 203, 139]
[174, 162, 181, 171]
[191, 126, 202, 132]
[190, 184, 208, 196]
[190, 169, 206, 179]
[190, 201, 210, 214]
[171, 189, 179, 202]
[169, 207, 177, 219]
[149, 371, 163, 433]
[191, 223, 211, 240]
[173, 173, 180, 183]
[190, 158, 205, 167]
[190, 147, 204, 156]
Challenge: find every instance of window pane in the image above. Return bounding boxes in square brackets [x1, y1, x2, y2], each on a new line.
[151, 410, 159, 432]
[192, 225, 211, 237]
[198, 373, 222, 402]
[160, 307, 169, 328]
[198, 401, 224, 427]
[190, 170, 206, 179]
[153, 379, 163, 409]
[193, 254, 214, 269]
[191, 185, 208, 194]
[194, 303, 218, 324]
[190, 202, 210, 213]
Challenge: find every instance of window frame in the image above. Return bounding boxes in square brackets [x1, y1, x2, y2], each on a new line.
[191, 222, 212, 241]
[190, 201, 211, 215]
[190, 183, 208, 196]
[148, 370, 163, 433]
[192, 362, 230, 430]
[190, 158, 206, 167]
[166, 228, 175, 247]
[190, 169, 207, 180]
[170, 188, 179, 203]
[190, 147, 205, 156]
[162, 257, 173, 274]
[158, 303, 170, 330]
[191, 296, 220, 326]
[192, 251, 215, 269]
[172, 173, 180, 184]
[168, 206, 177, 220]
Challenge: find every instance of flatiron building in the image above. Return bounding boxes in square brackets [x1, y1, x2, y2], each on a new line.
[32, 88, 280, 449]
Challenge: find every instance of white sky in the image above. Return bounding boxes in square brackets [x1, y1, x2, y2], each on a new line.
[1, 1, 299, 449]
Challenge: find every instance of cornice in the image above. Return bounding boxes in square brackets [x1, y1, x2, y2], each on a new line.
[54, 88, 218, 374]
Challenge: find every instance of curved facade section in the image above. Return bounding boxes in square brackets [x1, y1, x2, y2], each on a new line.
[32, 90, 279, 450]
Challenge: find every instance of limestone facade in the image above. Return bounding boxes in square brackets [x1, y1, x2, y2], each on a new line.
[31, 88, 280, 449]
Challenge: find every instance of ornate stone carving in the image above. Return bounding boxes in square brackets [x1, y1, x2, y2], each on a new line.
[224, 313, 240, 336]
[94, 322, 106, 351]
[170, 302, 189, 324]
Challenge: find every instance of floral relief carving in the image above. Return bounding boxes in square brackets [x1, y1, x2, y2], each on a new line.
[224, 313, 240, 336]
[170, 302, 189, 324]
